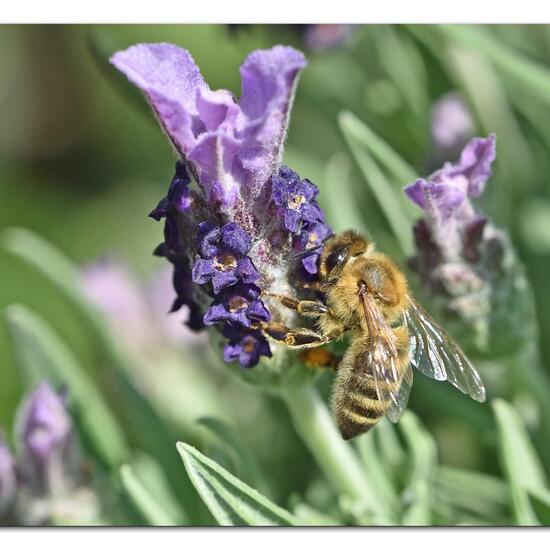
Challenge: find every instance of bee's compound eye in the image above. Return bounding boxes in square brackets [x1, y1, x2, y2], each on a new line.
[326, 247, 347, 272]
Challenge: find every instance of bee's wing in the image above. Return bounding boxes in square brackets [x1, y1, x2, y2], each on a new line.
[358, 292, 413, 423]
[403, 297, 486, 402]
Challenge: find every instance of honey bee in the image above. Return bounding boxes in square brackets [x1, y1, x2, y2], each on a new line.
[259, 230, 486, 440]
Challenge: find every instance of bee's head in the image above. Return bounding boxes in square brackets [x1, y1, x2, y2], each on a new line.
[318, 230, 370, 280]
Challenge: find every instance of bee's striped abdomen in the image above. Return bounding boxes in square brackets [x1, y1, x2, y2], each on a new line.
[333, 375, 385, 440]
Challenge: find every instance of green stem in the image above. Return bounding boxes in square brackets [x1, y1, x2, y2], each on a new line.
[278, 384, 378, 514]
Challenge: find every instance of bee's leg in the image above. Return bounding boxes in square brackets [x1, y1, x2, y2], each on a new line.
[261, 292, 332, 319]
[299, 348, 342, 371]
[257, 321, 341, 350]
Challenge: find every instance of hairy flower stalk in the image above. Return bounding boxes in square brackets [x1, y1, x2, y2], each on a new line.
[112, 43, 372, 505]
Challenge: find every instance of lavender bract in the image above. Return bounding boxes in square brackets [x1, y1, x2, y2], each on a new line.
[112, 43, 330, 368]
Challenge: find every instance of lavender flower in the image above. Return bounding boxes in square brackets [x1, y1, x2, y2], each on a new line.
[272, 167, 324, 233]
[295, 222, 332, 275]
[15, 382, 73, 492]
[204, 284, 270, 328]
[304, 24, 357, 52]
[0, 435, 16, 517]
[222, 325, 272, 369]
[431, 92, 474, 153]
[112, 43, 329, 369]
[10, 383, 100, 525]
[192, 222, 259, 294]
[404, 134, 528, 354]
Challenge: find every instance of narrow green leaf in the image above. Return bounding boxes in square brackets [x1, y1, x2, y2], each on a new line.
[339, 112, 415, 255]
[527, 487, 550, 525]
[322, 153, 369, 234]
[438, 25, 550, 109]
[197, 417, 272, 498]
[120, 465, 178, 526]
[338, 110, 417, 185]
[493, 399, 547, 525]
[354, 432, 400, 518]
[434, 466, 510, 521]
[129, 453, 188, 525]
[176, 442, 297, 526]
[4, 304, 128, 469]
[1, 227, 133, 372]
[399, 411, 437, 526]
[292, 501, 343, 526]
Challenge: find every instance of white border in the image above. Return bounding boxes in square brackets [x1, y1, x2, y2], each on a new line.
[0, 527, 546, 548]
[2, 0, 550, 23]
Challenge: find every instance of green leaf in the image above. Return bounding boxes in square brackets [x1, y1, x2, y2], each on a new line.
[354, 431, 401, 519]
[197, 416, 272, 498]
[493, 398, 548, 525]
[1, 227, 133, 372]
[291, 501, 343, 526]
[434, 466, 510, 522]
[399, 411, 437, 526]
[527, 487, 550, 525]
[339, 112, 416, 256]
[4, 304, 128, 469]
[176, 442, 297, 526]
[338, 110, 417, 185]
[438, 25, 550, 109]
[120, 464, 179, 526]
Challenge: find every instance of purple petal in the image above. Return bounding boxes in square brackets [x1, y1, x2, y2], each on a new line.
[235, 257, 260, 284]
[211, 270, 238, 294]
[197, 222, 220, 258]
[283, 209, 302, 233]
[220, 222, 252, 256]
[188, 132, 241, 209]
[405, 179, 466, 219]
[302, 253, 320, 274]
[238, 46, 307, 191]
[191, 258, 215, 284]
[455, 134, 496, 197]
[16, 382, 72, 469]
[110, 43, 207, 156]
[203, 303, 227, 325]
[299, 179, 319, 202]
[248, 299, 271, 322]
[196, 88, 240, 132]
[300, 202, 324, 224]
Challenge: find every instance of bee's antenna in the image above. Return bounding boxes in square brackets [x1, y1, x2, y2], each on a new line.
[289, 234, 333, 261]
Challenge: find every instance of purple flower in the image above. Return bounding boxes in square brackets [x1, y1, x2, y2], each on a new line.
[150, 161, 192, 220]
[112, 43, 332, 370]
[404, 134, 496, 260]
[222, 325, 272, 368]
[272, 166, 324, 233]
[204, 284, 270, 328]
[17, 383, 71, 467]
[304, 24, 357, 51]
[192, 222, 260, 294]
[296, 222, 332, 275]
[0, 435, 16, 516]
[111, 43, 306, 211]
[431, 92, 474, 152]
[15, 383, 72, 491]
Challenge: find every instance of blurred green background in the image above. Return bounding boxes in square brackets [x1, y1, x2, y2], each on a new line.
[2, 24, 550, 525]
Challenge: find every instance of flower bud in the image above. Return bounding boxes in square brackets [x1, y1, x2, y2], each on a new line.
[15, 382, 73, 493]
